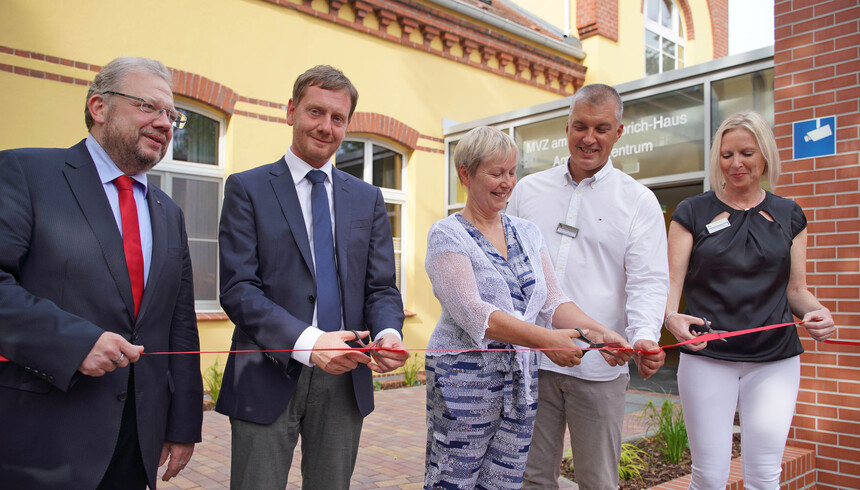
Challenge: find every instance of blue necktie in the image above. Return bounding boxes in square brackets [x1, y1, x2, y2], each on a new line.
[306, 170, 342, 332]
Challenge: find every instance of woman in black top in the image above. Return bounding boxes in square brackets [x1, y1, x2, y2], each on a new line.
[664, 111, 834, 489]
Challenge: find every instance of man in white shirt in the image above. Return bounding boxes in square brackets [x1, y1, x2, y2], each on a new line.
[507, 84, 669, 490]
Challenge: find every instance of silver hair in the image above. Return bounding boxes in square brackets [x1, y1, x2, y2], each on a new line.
[569, 83, 623, 124]
[454, 126, 518, 182]
[85, 57, 173, 130]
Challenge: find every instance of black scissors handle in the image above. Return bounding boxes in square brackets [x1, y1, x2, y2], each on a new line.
[689, 318, 711, 336]
[688, 317, 728, 342]
[573, 328, 625, 360]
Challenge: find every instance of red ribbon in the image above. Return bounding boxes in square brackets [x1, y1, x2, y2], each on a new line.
[0, 321, 856, 362]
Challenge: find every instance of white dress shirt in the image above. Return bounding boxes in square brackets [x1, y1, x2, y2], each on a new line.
[507, 160, 669, 381]
[286, 148, 401, 366]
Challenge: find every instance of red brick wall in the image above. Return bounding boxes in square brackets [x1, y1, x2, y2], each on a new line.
[576, 0, 619, 41]
[773, 1, 860, 488]
[708, 0, 728, 58]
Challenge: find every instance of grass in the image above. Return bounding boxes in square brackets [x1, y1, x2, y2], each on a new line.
[401, 353, 422, 387]
[643, 398, 688, 464]
[618, 442, 648, 481]
[563, 443, 648, 482]
[203, 357, 224, 405]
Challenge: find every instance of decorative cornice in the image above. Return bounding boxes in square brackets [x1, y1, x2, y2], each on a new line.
[260, 0, 586, 94]
[0, 44, 494, 151]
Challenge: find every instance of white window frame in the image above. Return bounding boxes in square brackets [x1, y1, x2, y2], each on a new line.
[337, 137, 407, 300]
[149, 102, 226, 313]
[645, 0, 686, 75]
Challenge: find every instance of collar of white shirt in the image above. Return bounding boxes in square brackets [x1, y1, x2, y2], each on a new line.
[565, 158, 615, 189]
[284, 147, 333, 186]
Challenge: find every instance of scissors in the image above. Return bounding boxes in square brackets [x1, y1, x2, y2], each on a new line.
[573, 328, 626, 360]
[350, 330, 376, 355]
[688, 317, 728, 342]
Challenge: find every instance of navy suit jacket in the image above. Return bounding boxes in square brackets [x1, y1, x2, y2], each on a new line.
[0, 140, 203, 489]
[216, 157, 404, 424]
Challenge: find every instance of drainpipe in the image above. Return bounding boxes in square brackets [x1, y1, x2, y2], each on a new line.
[564, 0, 571, 38]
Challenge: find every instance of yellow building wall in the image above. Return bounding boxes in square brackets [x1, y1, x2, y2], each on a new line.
[0, 0, 566, 375]
[507, 0, 717, 86]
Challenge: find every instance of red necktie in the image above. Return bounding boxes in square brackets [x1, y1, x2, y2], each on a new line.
[114, 175, 144, 319]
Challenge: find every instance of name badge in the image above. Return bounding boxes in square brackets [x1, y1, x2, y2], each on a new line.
[706, 217, 730, 234]
[556, 222, 579, 238]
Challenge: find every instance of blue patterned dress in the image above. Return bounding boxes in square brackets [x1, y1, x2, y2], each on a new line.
[425, 214, 541, 489]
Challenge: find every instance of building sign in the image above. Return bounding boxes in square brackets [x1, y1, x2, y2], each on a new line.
[614, 85, 705, 180]
[793, 116, 836, 160]
[513, 85, 706, 182]
[515, 115, 569, 177]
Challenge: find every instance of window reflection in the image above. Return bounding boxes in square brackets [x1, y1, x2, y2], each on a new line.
[172, 110, 218, 165]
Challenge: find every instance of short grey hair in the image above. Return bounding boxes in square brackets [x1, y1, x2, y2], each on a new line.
[570, 83, 623, 124]
[85, 57, 173, 130]
[454, 126, 518, 182]
[709, 110, 780, 190]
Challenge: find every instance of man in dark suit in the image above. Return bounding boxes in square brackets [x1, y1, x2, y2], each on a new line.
[0, 57, 203, 489]
[217, 65, 408, 489]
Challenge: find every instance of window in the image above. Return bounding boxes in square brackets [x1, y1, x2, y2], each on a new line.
[335, 139, 406, 295]
[148, 104, 225, 312]
[645, 0, 685, 76]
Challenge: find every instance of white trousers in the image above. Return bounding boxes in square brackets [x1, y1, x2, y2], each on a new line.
[678, 353, 800, 490]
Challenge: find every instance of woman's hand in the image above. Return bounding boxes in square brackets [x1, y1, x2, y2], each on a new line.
[542, 329, 585, 368]
[800, 307, 835, 341]
[664, 313, 709, 351]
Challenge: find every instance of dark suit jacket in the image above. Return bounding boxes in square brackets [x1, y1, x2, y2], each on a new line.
[216, 157, 404, 424]
[0, 140, 203, 489]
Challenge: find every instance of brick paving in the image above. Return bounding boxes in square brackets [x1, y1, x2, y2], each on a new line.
[158, 386, 672, 489]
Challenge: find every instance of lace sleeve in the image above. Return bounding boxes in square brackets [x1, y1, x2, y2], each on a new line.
[539, 248, 570, 326]
[426, 223, 501, 346]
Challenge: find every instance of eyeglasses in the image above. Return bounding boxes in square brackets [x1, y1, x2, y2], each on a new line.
[103, 91, 187, 129]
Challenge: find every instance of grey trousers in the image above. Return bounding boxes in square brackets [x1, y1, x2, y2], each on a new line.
[229, 365, 364, 490]
[523, 370, 628, 490]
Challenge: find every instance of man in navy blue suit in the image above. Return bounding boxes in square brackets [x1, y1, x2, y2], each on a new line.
[0, 57, 202, 489]
[216, 65, 408, 489]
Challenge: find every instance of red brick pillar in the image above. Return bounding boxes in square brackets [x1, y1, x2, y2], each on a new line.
[773, 1, 860, 488]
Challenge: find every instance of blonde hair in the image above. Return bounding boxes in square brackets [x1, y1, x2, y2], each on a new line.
[454, 126, 518, 182]
[709, 111, 780, 190]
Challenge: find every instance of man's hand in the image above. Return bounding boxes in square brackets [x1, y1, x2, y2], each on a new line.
[587, 328, 633, 366]
[309, 331, 372, 374]
[159, 441, 195, 481]
[77, 332, 143, 377]
[367, 333, 409, 373]
[632, 339, 665, 379]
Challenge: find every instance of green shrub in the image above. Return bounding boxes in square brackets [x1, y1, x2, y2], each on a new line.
[617, 443, 647, 481]
[644, 398, 688, 464]
[401, 353, 422, 386]
[203, 357, 224, 405]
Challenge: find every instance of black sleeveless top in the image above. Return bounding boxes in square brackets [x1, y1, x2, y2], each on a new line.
[671, 190, 807, 362]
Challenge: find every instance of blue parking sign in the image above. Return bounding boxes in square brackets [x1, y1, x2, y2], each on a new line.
[793, 117, 836, 160]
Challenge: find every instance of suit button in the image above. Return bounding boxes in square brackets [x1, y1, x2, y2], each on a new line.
[307, 294, 315, 303]
[118, 392, 128, 401]
[132, 334, 139, 343]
